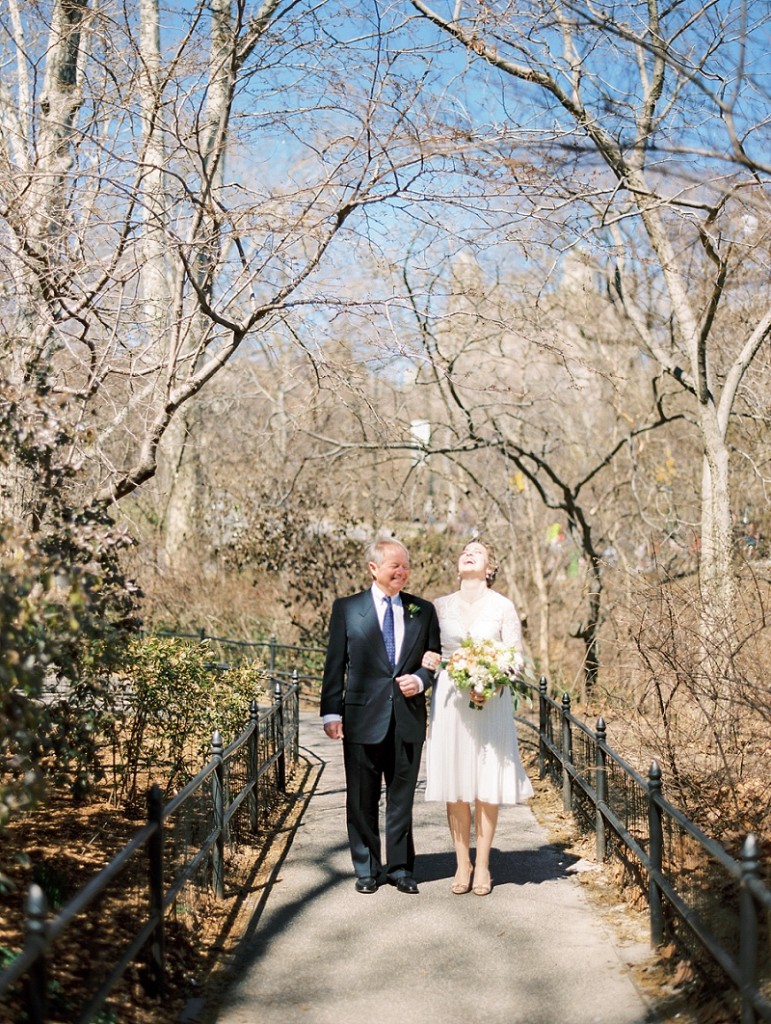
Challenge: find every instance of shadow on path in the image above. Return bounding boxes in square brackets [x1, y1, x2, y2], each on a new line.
[199, 717, 656, 1024]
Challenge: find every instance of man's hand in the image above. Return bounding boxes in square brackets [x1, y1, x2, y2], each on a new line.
[396, 674, 421, 698]
[324, 720, 343, 740]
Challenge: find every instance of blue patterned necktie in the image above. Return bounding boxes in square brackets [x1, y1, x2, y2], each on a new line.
[383, 596, 396, 667]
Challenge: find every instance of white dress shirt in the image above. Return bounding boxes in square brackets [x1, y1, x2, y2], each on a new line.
[372, 583, 405, 663]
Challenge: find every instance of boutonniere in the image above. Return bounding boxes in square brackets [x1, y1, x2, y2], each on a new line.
[406, 602, 421, 619]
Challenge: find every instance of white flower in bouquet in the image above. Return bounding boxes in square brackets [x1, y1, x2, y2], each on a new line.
[446, 637, 529, 711]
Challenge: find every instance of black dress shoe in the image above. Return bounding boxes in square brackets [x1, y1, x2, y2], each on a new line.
[393, 875, 419, 894]
[355, 876, 378, 894]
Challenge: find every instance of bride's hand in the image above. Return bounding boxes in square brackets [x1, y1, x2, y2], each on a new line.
[422, 651, 441, 672]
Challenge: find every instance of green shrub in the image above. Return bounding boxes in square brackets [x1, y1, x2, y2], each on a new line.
[0, 523, 138, 824]
[0, 381, 141, 825]
[113, 636, 267, 806]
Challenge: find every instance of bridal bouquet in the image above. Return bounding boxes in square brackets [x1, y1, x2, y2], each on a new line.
[446, 637, 530, 711]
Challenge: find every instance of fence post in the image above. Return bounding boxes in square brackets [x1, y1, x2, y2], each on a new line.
[23, 883, 47, 1024]
[146, 783, 165, 995]
[211, 730, 225, 899]
[740, 833, 760, 1024]
[269, 634, 277, 676]
[561, 692, 573, 812]
[648, 760, 664, 947]
[538, 677, 548, 779]
[290, 670, 300, 763]
[273, 677, 286, 792]
[595, 717, 607, 862]
[248, 699, 260, 833]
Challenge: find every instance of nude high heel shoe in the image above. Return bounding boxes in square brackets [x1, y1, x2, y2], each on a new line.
[473, 871, 492, 896]
[451, 865, 474, 895]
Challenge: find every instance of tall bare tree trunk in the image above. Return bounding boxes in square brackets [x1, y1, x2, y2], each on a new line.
[625, 183, 737, 623]
[699, 429, 734, 619]
[1, 0, 87, 527]
[138, 0, 168, 341]
[161, 0, 232, 567]
[525, 486, 551, 683]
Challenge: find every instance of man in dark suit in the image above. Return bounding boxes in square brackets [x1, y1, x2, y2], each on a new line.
[321, 536, 440, 894]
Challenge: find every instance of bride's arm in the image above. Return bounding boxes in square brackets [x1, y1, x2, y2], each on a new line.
[501, 597, 525, 673]
[421, 650, 442, 672]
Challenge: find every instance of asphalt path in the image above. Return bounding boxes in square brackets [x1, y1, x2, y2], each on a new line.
[208, 713, 657, 1024]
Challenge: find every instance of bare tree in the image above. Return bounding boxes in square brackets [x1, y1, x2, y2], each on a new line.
[0, 2, 447, 543]
[395, 247, 689, 691]
[408, 0, 771, 628]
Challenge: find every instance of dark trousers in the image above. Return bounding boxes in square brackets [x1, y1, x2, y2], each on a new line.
[343, 717, 423, 879]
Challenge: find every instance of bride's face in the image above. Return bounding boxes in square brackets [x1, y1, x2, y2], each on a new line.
[458, 542, 489, 579]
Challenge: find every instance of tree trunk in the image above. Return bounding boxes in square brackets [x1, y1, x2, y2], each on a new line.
[160, 0, 232, 569]
[699, 422, 735, 624]
[525, 487, 551, 683]
[0, 0, 87, 527]
[568, 554, 601, 702]
[161, 411, 204, 566]
[139, 0, 169, 340]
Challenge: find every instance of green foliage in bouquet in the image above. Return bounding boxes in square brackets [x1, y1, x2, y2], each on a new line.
[446, 637, 532, 711]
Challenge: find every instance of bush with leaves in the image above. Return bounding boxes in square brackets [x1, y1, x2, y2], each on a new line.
[0, 525, 141, 822]
[0, 381, 141, 826]
[113, 636, 267, 807]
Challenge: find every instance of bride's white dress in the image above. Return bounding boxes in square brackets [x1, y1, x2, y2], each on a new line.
[424, 589, 534, 805]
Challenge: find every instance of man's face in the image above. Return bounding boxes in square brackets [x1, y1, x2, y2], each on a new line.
[370, 544, 411, 597]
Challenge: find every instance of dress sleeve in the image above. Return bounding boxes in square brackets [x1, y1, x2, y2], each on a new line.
[500, 596, 524, 672]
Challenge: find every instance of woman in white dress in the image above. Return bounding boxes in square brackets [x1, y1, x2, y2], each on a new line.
[423, 541, 534, 896]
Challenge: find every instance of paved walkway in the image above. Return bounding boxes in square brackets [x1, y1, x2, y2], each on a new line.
[209, 714, 657, 1024]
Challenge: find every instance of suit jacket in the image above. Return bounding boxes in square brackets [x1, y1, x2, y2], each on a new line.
[320, 588, 441, 745]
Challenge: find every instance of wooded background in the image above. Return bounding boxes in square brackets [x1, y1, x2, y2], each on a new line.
[1, 0, 769, 841]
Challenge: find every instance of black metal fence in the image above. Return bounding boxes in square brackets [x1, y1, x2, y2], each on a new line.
[7, 628, 771, 1023]
[0, 677, 300, 1024]
[516, 679, 771, 1024]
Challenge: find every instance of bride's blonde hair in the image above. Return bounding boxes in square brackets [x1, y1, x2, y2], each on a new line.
[482, 543, 499, 587]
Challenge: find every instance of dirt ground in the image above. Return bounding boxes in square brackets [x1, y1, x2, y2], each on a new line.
[0, 762, 312, 1024]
